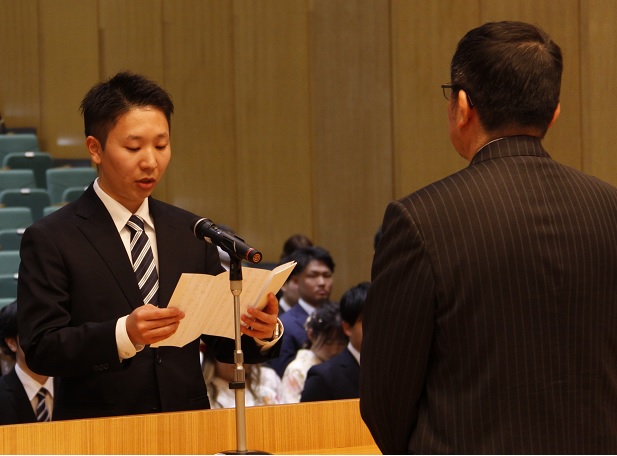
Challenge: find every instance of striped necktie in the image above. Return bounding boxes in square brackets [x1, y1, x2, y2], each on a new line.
[126, 215, 159, 306]
[36, 387, 50, 422]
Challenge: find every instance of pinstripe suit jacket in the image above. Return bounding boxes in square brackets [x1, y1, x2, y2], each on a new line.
[360, 136, 617, 454]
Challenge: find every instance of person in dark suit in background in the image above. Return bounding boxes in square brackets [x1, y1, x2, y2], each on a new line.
[0, 301, 55, 424]
[268, 246, 335, 378]
[361, 21, 617, 454]
[17, 71, 282, 421]
[300, 281, 368, 402]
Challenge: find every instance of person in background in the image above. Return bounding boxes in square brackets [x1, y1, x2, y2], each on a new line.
[277, 234, 313, 314]
[300, 281, 368, 402]
[0, 301, 55, 424]
[17, 71, 282, 421]
[268, 246, 335, 377]
[278, 302, 346, 404]
[202, 348, 280, 408]
[361, 21, 617, 453]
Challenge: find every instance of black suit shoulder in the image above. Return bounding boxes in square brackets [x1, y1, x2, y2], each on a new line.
[300, 348, 359, 402]
[0, 368, 36, 425]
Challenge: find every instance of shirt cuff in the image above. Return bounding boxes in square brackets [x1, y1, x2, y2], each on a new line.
[253, 318, 284, 353]
[116, 315, 145, 360]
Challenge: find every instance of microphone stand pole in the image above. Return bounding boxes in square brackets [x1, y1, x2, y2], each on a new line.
[220, 257, 269, 455]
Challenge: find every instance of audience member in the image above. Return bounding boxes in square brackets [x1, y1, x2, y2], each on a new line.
[300, 281, 368, 402]
[17, 71, 282, 421]
[277, 234, 313, 314]
[0, 301, 55, 424]
[361, 21, 617, 453]
[268, 246, 335, 377]
[278, 303, 346, 404]
[202, 349, 280, 408]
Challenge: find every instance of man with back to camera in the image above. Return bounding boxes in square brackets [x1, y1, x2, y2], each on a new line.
[268, 246, 335, 377]
[360, 21, 617, 454]
[17, 71, 283, 420]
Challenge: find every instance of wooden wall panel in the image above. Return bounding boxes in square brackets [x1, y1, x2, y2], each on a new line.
[482, 1, 583, 170]
[97, 0, 165, 82]
[308, 0, 393, 295]
[98, 0, 166, 197]
[0, 0, 40, 130]
[161, 1, 239, 228]
[232, 0, 313, 264]
[390, 1, 479, 199]
[1, 0, 616, 300]
[37, 0, 99, 158]
[581, 0, 617, 186]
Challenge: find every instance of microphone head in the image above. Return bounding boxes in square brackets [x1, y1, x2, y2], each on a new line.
[192, 217, 210, 236]
[247, 249, 262, 264]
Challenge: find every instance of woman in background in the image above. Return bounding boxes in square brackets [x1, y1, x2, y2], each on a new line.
[202, 349, 280, 408]
[278, 303, 346, 404]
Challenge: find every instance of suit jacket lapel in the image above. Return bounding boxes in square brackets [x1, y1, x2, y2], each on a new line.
[73, 186, 144, 310]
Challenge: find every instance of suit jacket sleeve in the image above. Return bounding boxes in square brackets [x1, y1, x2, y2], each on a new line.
[360, 200, 435, 455]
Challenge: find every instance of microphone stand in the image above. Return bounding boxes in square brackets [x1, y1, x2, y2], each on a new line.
[219, 257, 269, 455]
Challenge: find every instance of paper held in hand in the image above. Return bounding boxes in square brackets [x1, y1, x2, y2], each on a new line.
[151, 260, 296, 348]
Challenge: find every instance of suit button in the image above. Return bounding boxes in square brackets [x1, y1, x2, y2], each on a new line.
[156, 355, 162, 364]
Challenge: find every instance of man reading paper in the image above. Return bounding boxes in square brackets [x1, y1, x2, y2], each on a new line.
[17, 71, 283, 420]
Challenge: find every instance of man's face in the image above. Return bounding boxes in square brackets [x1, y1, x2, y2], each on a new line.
[294, 259, 333, 306]
[88, 106, 171, 213]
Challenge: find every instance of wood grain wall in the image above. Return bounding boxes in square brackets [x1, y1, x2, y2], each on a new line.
[0, 0, 614, 299]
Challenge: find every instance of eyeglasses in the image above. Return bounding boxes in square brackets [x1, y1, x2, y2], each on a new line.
[441, 83, 474, 108]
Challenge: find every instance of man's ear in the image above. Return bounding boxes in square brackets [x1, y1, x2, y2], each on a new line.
[547, 103, 561, 129]
[5, 336, 18, 354]
[456, 89, 474, 127]
[342, 321, 352, 338]
[86, 136, 103, 165]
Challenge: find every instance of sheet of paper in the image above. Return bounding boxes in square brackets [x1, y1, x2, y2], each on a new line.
[151, 261, 296, 348]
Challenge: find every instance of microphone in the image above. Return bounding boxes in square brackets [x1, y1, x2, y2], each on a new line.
[192, 217, 262, 264]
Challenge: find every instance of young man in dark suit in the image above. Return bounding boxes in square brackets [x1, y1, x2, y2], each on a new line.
[361, 21, 617, 453]
[267, 246, 335, 377]
[300, 281, 368, 402]
[0, 301, 54, 424]
[17, 72, 282, 421]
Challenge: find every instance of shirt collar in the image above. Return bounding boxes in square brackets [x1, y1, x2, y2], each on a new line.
[297, 298, 316, 316]
[93, 178, 154, 231]
[347, 342, 361, 365]
[15, 364, 54, 400]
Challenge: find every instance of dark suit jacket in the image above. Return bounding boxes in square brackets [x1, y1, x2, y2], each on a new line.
[17, 185, 279, 420]
[300, 347, 359, 402]
[360, 136, 617, 454]
[0, 368, 56, 424]
[268, 303, 309, 377]
[0, 368, 36, 424]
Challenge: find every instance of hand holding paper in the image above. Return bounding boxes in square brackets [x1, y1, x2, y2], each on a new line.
[151, 261, 296, 347]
